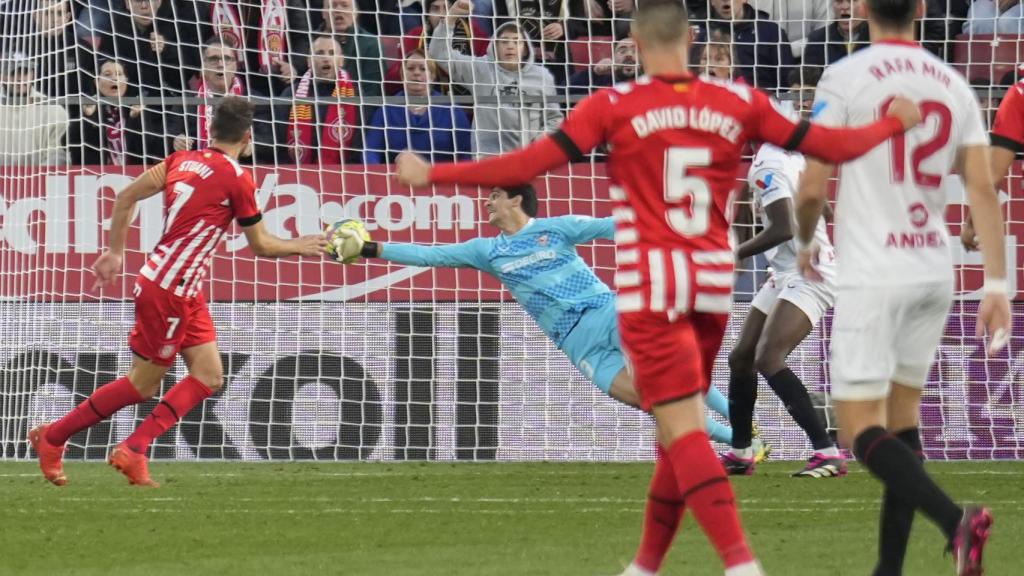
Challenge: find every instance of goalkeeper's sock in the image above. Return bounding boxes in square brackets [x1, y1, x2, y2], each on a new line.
[705, 416, 732, 444]
[124, 376, 213, 454]
[874, 428, 923, 576]
[765, 368, 833, 451]
[854, 426, 961, 541]
[704, 385, 730, 418]
[634, 445, 684, 573]
[46, 376, 144, 446]
[727, 369, 757, 450]
[668, 430, 754, 568]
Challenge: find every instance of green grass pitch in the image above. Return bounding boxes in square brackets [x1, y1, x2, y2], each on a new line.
[1, 461, 1021, 575]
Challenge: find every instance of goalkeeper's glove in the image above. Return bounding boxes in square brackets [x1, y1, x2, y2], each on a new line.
[326, 219, 372, 263]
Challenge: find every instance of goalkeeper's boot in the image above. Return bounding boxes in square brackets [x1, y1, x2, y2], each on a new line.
[792, 452, 847, 478]
[750, 422, 772, 464]
[28, 424, 67, 486]
[109, 444, 159, 487]
[720, 451, 756, 476]
[951, 506, 993, 576]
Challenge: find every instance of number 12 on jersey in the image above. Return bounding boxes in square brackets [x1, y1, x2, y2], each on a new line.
[880, 98, 952, 188]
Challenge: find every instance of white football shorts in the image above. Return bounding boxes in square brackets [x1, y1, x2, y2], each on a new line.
[830, 282, 953, 401]
[750, 271, 835, 326]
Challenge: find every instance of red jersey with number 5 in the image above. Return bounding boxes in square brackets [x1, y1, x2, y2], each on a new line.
[139, 148, 263, 298]
[809, 41, 987, 289]
[554, 74, 818, 315]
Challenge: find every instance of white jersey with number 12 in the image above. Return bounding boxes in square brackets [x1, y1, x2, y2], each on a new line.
[811, 40, 989, 288]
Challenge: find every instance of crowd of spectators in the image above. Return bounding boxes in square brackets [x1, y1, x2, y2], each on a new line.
[0, 0, 1020, 166]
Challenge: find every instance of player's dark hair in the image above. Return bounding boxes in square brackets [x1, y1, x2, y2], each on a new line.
[788, 66, 823, 88]
[633, 0, 689, 45]
[865, 0, 917, 29]
[501, 185, 538, 217]
[210, 96, 253, 143]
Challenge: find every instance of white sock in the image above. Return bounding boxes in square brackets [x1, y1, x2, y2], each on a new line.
[731, 447, 754, 459]
[724, 560, 764, 576]
[817, 446, 841, 458]
[622, 562, 657, 576]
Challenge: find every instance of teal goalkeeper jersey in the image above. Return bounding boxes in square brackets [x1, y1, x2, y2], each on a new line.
[379, 216, 616, 346]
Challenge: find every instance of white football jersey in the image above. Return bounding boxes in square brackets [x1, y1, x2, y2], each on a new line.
[747, 144, 835, 277]
[812, 40, 989, 288]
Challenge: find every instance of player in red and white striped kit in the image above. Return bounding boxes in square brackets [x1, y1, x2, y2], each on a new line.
[29, 97, 326, 487]
[396, 1, 921, 573]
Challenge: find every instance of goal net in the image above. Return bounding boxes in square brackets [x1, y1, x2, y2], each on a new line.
[0, 0, 1021, 462]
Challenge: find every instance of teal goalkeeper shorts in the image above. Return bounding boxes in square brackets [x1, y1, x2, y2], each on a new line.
[560, 301, 627, 395]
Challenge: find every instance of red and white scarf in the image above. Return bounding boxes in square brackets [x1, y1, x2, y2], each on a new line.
[197, 75, 244, 149]
[210, 0, 288, 72]
[105, 106, 125, 166]
[288, 69, 357, 165]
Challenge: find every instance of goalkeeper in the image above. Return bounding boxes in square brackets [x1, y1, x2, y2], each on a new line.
[331, 184, 764, 454]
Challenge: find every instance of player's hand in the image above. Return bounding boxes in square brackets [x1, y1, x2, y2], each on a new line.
[333, 228, 366, 262]
[977, 292, 1012, 355]
[885, 96, 922, 131]
[91, 250, 123, 291]
[960, 217, 979, 251]
[396, 151, 431, 188]
[295, 234, 329, 258]
[797, 245, 824, 283]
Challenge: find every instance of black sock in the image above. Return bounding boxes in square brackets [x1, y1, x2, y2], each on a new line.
[765, 368, 833, 450]
[854, 426, 961, 542]
[874, 428, 924, 576]
[728, 369, 757, 449]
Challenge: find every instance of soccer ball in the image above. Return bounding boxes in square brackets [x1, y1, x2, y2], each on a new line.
[325, 218, 370, 263]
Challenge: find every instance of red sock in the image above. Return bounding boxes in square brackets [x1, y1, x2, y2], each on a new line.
[634, 444, 686, 573]
[668, 430, 753, 568]
[46, 376, 144, 445]
[124, 376, 213, 454]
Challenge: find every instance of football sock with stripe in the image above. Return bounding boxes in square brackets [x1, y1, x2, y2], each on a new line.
[765, 368, 833, 451]
[633, 444, 685, 573]
[854, 426, 961, 542]
[873, 427, 924, 576]
[727, 370, 757, 450]
[124, 376, 213, 454]
[668, 430, 754, 568]
[46, 376, 144, 446]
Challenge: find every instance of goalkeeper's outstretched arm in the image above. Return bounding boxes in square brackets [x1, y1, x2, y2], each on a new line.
[354, 236, 492, 271]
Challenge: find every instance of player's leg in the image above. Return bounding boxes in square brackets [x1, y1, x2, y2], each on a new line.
[754, 296, 843, 477]
[624, 310, 759, 574]
[873, 383, 924, 576]
[722, 305, 767, 473]
[28, 280, 174, 486]
[623, 427, 686, 576]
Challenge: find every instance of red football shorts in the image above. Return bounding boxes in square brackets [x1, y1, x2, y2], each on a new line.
[618, 310, 729, 411]
[128, 276, 217, 367]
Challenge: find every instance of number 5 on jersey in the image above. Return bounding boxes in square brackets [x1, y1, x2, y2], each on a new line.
[665, 147, 712, 237]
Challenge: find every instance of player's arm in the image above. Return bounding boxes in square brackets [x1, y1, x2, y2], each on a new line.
[396, 90, 611, 188]
[752, 88, 921, 164]
[241, 220, 326, 258]
[962, 85, 1020, 250]
[92, 162, 168, 289]
[737, 198, 793, 261]
[361, 238, 489, 270]
[557, 215, 616, 244]
[794, 159, 831, 282]
[959, 144, 1012, 351]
